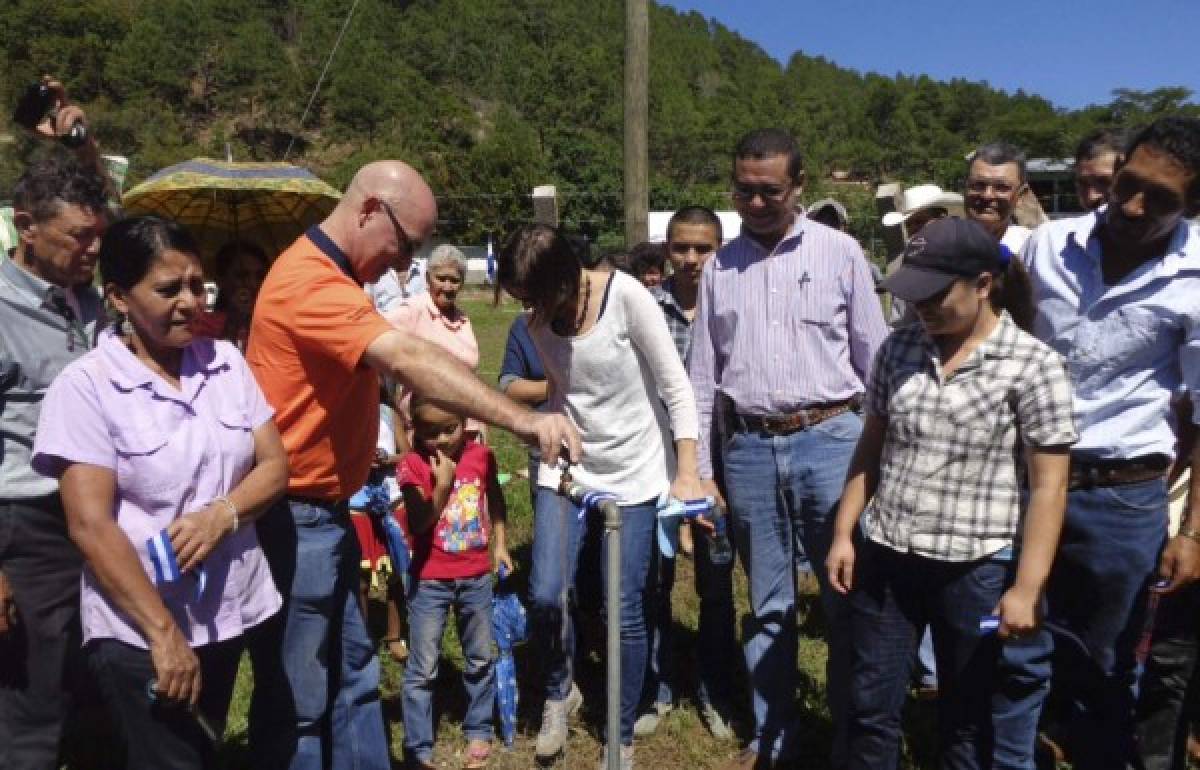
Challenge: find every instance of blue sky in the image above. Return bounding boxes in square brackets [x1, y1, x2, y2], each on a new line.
[658, 0, 1199, 110]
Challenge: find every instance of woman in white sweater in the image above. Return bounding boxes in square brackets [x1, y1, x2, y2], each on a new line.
[497, 225, 705, 769]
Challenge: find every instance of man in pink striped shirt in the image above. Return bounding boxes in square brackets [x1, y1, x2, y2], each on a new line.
[690, 129, 888, 770]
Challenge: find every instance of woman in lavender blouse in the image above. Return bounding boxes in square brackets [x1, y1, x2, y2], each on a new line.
[33, 216, 288, 770]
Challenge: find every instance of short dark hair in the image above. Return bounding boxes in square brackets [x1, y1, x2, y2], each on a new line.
[969, 142, 1027, 185]
[1124, 116, 1200, 202]
[11, 150, 109, 224]
[99, 216, 201, 290]
[496, 224, 581, 327]
[734, 128, 804, 184]
[1075, 128, 1127, 165]
[667, 206, 723, 243]
[596, 249, 631, 274]
[628, 241, 666, 280]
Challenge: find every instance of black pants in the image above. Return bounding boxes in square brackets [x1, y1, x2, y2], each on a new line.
[0, 494, 85, 770]
[1135, 582, 1200, 770]
[89, 637, 243, 770]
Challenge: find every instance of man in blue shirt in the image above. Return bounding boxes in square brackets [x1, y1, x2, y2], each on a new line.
[1020, 116, 1200, 769]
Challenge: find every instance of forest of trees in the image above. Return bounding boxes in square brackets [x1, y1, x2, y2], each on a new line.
[1, 0, 1197, 245]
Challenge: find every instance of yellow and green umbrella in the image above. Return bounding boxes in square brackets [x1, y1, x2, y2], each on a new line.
[122, 158, 341, 266]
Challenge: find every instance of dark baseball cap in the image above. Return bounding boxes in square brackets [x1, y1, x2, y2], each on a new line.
[880, 216, 1003, 302]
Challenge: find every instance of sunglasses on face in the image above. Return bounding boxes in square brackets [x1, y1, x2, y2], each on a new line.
[731, 182, 791, 203]
[380, 201, 421, 261]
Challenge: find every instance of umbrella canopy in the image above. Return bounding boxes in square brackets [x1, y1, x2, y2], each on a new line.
[121, 158, 341, 267]
[492, 567, 527, 746]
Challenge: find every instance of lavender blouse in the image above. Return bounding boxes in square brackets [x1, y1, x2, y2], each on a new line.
[33, 329, 281, 649]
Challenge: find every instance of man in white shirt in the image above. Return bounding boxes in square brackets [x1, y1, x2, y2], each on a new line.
[965, 142, 1032, 253]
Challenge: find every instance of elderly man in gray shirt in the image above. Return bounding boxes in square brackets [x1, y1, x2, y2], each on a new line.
[0, 152, 109, 770]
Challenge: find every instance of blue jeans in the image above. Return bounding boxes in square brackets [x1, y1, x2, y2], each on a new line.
[847, 540, 1041, 770]
[403, 574, 495, 762]
[527, 487, 657, 745]
[1030, 477, 1169, 769]
[644, 527, 738, 710]
[721, 410, 860, 763]
[248, 498, 390, 770]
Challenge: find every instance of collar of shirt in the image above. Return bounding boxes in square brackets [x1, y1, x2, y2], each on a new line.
[921, 312, 1021, 383]
[2, 251, 59, 308]
[417, 290, 468, 330]
[652, 279, 687, 316]
[98, 327, 231, 408]
[735, 214, 806, 257]
[1065, 208, 1200, 295]
[306, 225, 358, 285]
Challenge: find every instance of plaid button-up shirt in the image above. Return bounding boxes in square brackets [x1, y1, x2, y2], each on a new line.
[862, 313, 1077, 562]
[652, 278, 693, 364]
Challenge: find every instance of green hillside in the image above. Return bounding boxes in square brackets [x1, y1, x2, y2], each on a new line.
[1, 0, 1196, 244]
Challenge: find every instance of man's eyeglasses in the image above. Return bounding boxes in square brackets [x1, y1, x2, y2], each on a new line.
[380, 200, 420, 261]
[731, 182, 791, 203]
[965, 178, 1017, 196]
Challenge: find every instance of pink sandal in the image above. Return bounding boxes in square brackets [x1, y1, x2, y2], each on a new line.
[463, 739, 491, 769]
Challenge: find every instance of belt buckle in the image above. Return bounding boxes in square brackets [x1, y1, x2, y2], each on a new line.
[762, 415, 788, 435]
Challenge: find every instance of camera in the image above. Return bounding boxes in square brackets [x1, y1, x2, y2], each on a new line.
[12, 82, 88, 148]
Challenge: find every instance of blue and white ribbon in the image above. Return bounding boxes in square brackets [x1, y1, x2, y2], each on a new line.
[577, 490, 620, 520]
[147, 529, 206, 601]
[655, 495, 715, 559]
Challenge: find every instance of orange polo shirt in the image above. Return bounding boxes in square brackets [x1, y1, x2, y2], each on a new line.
[247, 227, 394, 500]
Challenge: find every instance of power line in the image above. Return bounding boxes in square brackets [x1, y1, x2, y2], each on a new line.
[283, 0, 362, 162]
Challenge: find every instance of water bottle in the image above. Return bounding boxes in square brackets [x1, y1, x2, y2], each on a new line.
[708, 502, 733, 566]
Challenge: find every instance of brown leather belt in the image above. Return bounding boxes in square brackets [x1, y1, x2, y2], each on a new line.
[1068, 455, 1169, 491]
[729, 399, 859, 436]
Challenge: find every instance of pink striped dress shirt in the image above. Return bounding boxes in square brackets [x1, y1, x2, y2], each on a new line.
[688, 216, 889, 478]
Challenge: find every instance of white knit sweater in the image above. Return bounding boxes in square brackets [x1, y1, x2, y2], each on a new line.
[531, 270, 699, 504]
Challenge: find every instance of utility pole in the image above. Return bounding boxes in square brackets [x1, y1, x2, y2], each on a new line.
[624, 0, 648, 247]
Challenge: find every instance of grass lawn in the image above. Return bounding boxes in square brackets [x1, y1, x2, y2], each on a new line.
[199, 291, 940, 769]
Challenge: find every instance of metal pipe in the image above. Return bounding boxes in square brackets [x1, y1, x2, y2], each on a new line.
[600, 498, 622, 770]
[558, 477, 623, 770]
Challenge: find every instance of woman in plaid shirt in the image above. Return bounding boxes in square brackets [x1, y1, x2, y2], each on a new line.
[826, 217, 1078, 770]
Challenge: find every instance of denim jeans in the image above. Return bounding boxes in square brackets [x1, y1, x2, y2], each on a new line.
[248, 498, 390, 770]
[721, 410, 861, 763]
[1030, 477, 1169, 769]
[0, 495, 85, 770]
[403, 574, 495, 763]
[644, 526, 738, 710]
[88, 636, 243, 770]
[527, 486, 657, 745]
[1134, 581, 1200, 770]
[847, 540, 1040, 770]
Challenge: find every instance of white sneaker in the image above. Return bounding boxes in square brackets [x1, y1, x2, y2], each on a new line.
[699, 701, 734, 741]
[597, 743, 634, 770]
[632, 701, 673, 737]
[535, 682, 583, 759]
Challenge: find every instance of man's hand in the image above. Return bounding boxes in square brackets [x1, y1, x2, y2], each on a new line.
[993, 585, 1040, 640]
[520, 412, 581, 465]
[0, 568, 18, 635]
[28, 77, 99, 166]
[826, 535, 857, 595]
[1157, 534, 1200, 593]
[168, 506, 232, 574]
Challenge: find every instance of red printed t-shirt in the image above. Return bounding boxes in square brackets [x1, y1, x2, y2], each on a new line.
[246, 227, 394, 500]
[398, 440, 497, 580]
